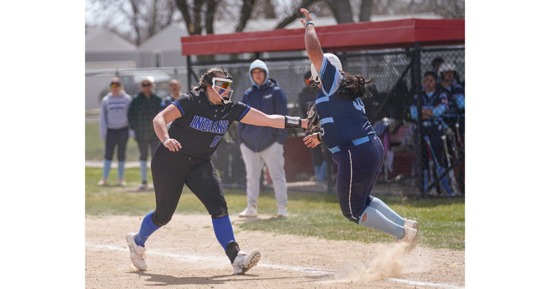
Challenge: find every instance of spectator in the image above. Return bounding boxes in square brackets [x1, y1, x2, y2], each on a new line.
[430, 56, 445, 82]
[438, 62, 465, 141]
[162, 79, 184, 108]
[128, 77, 163, 191]
[297, 71, 327, 187]
[98, 77, 132, 186]
[237, 59, 289, 218]
[409, 71, 457, 197]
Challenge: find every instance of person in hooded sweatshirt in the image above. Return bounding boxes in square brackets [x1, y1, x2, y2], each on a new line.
[237, 59, 289, 218]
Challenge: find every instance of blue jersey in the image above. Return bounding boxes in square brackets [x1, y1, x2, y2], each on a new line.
[409, 88, 449, 128]
[168, 90, 250, 159]
[315, 56, 376, 150]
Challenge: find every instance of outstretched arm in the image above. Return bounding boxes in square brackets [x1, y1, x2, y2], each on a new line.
[240, 107, 308, 130]
[299, 8, 324, 76]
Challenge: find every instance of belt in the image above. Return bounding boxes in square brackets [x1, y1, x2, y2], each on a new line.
[329, 135, 372, 153]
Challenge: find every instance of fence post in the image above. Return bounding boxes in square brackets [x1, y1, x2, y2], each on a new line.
[411, 43, 424, 198]
[186, 55, 192, 91]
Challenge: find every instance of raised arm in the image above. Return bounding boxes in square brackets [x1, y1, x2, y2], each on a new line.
[299, 8, 324, 76]
[240, 107, 308, 130]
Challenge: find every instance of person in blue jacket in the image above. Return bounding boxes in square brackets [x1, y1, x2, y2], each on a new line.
[237, 59, 290, 218]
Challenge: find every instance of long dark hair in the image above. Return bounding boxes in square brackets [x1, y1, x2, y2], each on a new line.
[338, 72, 374, 99]
[193, 67, 232, 92]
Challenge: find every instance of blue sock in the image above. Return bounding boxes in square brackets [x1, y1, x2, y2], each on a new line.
[212, 216, 236, 250]
[359, 207, 404, 239]
[118, 161, 125, 180]
[135, 211, 160, 247]
[140, 160, 148, 183]
[369, 197, 404, 226]
[102, 159, 112, 180]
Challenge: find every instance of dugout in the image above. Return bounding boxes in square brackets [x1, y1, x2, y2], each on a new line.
[180, 18, 465, 195]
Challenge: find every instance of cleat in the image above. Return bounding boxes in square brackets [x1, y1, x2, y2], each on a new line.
[138, 182, 147, 191]
[399, 226, 418, 252]
[238, 207, 258, 218]
[98, 179, 108, 186]
[126, 233, 147, 271]
[404, 218, 418, 229]
[277, 207, 288, 218]
[232, 250, 261, 275]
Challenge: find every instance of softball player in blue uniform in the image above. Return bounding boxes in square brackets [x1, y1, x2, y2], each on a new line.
[410, 71, 457, 197]
[125, 67, 307, 274]
[299, 8, 418, 245]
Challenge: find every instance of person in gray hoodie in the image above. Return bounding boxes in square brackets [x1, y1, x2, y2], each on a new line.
[237, 59, 289, 218]
[98, 77, 132, 186]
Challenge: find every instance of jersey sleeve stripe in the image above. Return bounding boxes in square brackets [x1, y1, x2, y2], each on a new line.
[319, 117, 334, 126]
[237, 106, 251, 121]
[315, 95, 329, 104]
[173, 101, 185, 116]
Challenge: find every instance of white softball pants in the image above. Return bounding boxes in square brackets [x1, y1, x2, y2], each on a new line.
[240, 142, 288, 212]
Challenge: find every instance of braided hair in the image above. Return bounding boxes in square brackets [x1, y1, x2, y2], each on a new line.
[193, 67, 232, 92]
[337, 72, 374, 100]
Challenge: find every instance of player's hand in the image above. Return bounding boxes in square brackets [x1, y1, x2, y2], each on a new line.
[163, 138, 182, 152]
[303, 133, 321, 148]
[299, 8, 312, 27]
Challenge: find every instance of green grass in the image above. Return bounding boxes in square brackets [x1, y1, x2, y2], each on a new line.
[86, 167, 465, 250]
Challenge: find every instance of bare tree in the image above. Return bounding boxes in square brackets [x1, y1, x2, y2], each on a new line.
[274, 0, 320, 29]
[87, 0, 179, 46]
[323, 0, 354, 23]
[235, 0, 256, 32]
[359, 0, 374, 22]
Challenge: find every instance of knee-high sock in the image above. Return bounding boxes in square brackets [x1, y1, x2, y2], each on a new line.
[118, 161, 125, 180]
[102, 159, 112, 180]
[135, 211, 160, 247]
[140, 160, 148, 183]
[369, 197, 405, 226]
[359, 207, 405, 239]
[212, 216, 236, 250]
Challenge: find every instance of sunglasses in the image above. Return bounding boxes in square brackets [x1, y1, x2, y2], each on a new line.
[110, 82, 121, 88]
[141, 83, 152, 87]
[212, 77, 232, 89]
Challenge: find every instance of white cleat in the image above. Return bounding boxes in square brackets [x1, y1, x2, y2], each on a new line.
[238, 207, 258, 218]
[277, 207, 288, 218]
[232, 250, 261, 275]
[404, 218, 419, 229]
[399, 226, 418, 252]
[126, 233, 147, 271]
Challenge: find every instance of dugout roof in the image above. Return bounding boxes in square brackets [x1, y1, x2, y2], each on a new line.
[180, 18, 465, 56]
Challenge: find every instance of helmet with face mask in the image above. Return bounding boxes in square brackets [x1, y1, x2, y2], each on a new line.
[310, 53, 343, 86]
[212, 77, 234, 104]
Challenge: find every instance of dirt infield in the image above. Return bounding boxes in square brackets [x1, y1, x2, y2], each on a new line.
[86, 214, 464, 289]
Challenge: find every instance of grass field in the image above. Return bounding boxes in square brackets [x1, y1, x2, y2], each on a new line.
[85, 166, 465, 250]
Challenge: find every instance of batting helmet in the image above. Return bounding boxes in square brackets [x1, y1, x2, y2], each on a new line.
[310, 53, 343, 84]
[439, 62, 457, 73]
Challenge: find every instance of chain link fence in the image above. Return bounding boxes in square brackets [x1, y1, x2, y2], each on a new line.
[85, 45, 465, 197]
